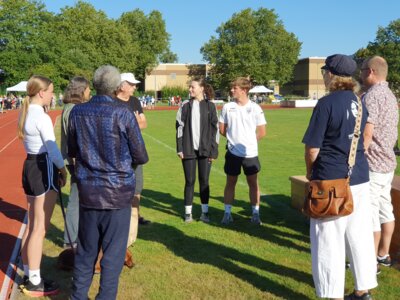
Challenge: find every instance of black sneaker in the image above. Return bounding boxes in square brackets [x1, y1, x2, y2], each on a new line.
[199, 212, 210, 223]
[139, 216, 151, 225]
[22, 279, 59, 297]
[344, 291, 372, 300]
[377, 254, 392, 267]
[376, 264, 381, 275]
[18, 275, 29, 290]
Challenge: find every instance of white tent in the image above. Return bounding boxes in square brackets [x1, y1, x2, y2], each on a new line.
[6, 81, 28, 92]
[248, 85, 273, 93]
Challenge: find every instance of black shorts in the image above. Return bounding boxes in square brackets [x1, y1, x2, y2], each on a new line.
[224, 150, 261, 176]
[22, 153, 60, 196]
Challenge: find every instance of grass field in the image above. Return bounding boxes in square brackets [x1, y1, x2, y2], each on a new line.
[16, 108, 400, 299]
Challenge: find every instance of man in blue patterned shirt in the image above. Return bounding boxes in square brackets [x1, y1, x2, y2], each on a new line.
[68, 65, 148, 300]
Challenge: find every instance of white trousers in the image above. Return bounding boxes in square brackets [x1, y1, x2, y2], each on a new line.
[310, 182, 378, 298]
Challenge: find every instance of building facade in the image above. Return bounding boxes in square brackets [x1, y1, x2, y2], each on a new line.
[281, 57, 327, 99]
[144, 63, 208, 92]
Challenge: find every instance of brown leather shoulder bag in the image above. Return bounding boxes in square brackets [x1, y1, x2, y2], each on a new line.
[303, 96, 362, 219]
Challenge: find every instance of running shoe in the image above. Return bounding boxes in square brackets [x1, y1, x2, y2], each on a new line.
[221, 213, 233, 224]
[22, 279, 59, 297]
[199, 212, 210, 223]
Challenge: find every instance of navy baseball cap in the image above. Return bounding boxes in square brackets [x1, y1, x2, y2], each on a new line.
[321, 54, 357, 77]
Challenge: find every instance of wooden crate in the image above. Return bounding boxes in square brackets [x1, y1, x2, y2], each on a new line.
[289, 175, 309, 210]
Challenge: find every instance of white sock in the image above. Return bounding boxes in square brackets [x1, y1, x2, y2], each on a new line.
[378, 254, 389, 259]
[23, 265, 29, 277]
[224, 204, 232, 214]
[29, 269, 41, 285]
[252, 205, 260, 215]
[201, 204, 209, 213]
[185, 205, 192, 215]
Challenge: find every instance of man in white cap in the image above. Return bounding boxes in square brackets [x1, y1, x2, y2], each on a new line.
[116, 72, 150, 267]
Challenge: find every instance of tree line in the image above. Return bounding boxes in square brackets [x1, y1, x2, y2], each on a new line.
[0, 0, 177, 91]
[1, 1, 398, 96]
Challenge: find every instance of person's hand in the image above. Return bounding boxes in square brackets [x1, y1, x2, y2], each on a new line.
[208, 157, 214, 162]
[177, 152, 184, 159]
[134, 111, 141, 121]
[306, 173, 311, 181]
[59, 167, 67, 187]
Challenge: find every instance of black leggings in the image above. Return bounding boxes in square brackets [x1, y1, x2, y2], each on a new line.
[182, 152, 211, 206]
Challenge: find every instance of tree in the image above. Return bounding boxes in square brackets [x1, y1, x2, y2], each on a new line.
[201, 8, 301, 92]
[159, 49, 178, 63]
[0, 0, 51, 85]
[355, 19, 400, 96]
[118, 9, 176, 80]
[50, 1, 138, 88]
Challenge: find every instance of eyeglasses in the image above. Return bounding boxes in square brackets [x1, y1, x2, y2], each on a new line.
[321, 69, 329, 76]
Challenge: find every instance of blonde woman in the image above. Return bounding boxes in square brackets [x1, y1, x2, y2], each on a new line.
[18, 75, 67, 297]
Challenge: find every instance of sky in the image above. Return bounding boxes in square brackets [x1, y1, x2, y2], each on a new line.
[41, 0, 400, 64]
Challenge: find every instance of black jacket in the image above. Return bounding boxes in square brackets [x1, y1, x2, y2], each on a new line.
[176, 99, 219, 159]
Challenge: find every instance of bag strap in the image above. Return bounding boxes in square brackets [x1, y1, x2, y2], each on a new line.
[347, 95, 362, 176]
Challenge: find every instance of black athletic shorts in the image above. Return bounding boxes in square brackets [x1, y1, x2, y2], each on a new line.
[224, 150, 261, 176]
[22, 152, 59, 196]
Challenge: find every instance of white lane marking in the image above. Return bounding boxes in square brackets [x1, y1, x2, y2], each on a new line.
[0, 213, 27, 300]
[0, 136, 18, 154]
[0, 119, 17, 129]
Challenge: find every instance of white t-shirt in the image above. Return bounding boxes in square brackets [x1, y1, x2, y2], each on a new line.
[23, 104, 64, 168]
[219, 100, 266, 158]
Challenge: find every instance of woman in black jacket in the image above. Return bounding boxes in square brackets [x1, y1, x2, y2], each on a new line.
[176, 78, 219, 223]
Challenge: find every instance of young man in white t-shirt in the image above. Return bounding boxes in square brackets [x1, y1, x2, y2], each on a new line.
[219, 77, 267, 225]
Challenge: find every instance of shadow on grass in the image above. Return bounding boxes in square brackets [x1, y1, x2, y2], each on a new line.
[141, 189, 182, 218]
[140, 222, 313, 299]
[141, 189, 310, 253]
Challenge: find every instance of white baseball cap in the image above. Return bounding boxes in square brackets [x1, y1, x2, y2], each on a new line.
[121, 72, 140, 84]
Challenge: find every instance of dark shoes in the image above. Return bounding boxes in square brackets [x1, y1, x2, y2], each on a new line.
[199, 212, 210, 223]
[139, 216, 151, 225]
[21, 279, 59, 297]
[344, 292, 372, 300]
[250, 213, 262, 225]
[377, 254, 392, 267]
[124, 248, 135, 268]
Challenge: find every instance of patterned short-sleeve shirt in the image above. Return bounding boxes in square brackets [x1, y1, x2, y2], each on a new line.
[364, 81, 398, 173]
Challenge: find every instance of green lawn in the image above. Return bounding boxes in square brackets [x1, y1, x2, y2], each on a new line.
[16, 108, 400, 299]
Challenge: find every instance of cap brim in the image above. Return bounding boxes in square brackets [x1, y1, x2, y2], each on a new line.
[127, 80, 140, 84]
[321, 65, 329, 70]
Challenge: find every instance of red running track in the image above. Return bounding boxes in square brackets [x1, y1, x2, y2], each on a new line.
[0, 109, 61, 299]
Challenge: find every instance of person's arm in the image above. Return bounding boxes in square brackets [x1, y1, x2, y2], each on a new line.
[256, 124, 266, 141]
[363, 122, 374, 152]
[210, 103, 219, 159]
[126, 111, 149, 166]
[135, 111, 147, 129]
[176, 105, 184, 159]
[219, 122, 227, 137]
[305, 145, 320, 180]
